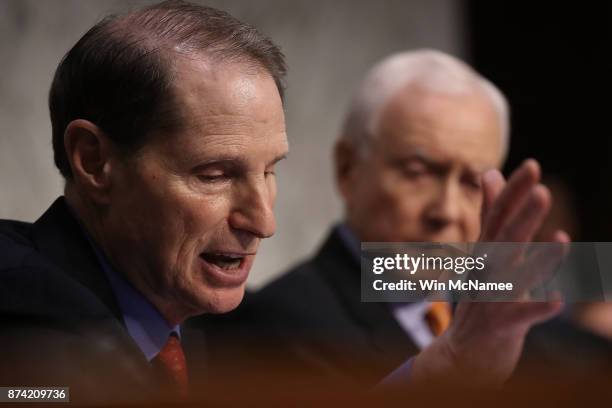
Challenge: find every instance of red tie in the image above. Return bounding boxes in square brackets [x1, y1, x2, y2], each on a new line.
[151, 334, 189, 397]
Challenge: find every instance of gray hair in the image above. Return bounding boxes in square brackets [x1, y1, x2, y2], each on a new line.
[340, 49, 510, 161]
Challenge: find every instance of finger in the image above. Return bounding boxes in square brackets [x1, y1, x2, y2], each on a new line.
[547, 230, 572, 253]
[480, 169, 506, 229]
[513, 238, 566, 293]
[496, 186, 550, 270]
[474, 230, 570, 298]
[499, 184, 551, 242]
[481, 159, 541, 241]
[549, 230, 571, 258]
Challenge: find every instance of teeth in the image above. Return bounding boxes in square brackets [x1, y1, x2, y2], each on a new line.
[201, 254, 243, 270]
[216, 258, 241, 270]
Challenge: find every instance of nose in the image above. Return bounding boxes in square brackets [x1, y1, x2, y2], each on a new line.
[229, 175, 276, 239]
[424, 178, 461, 232]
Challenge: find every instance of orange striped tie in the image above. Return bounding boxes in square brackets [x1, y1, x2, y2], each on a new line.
[151, 334, 189, 398]
[425, 302, 452, 336]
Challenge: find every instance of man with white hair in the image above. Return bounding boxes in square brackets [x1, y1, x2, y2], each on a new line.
[207, 49, 567, 387]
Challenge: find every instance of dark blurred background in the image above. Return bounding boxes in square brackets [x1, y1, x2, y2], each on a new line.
[467, 1, 611, 241]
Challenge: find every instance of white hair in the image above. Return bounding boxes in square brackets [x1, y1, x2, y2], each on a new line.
[340, 49, 510, 161]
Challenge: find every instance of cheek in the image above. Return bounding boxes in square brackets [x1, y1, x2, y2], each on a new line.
[364, 183, 421, 229]
[377, 178, 426, 219]
[174, 197, 229, 251]
[180, 197, 225, 229]
[143, 191, 230, 270]
[387, 193, 426, 230]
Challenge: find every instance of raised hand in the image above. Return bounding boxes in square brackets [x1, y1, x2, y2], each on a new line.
[410, 159, 570, 387]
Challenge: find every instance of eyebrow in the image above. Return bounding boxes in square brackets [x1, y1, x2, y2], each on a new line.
[393, 151, 443, 170]
[268, 153, 288, 167]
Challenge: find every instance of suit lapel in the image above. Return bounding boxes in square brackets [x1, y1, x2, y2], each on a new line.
[314, 228, 420, 360]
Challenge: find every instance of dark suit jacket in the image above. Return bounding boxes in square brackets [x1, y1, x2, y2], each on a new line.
[203, 228, 419, 386]
[0, 197, 206, 403]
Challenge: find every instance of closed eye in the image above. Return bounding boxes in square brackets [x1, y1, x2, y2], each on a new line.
[398, 160, 429, 178]
[462, 174, 482, 190]
[197, 173, 229, 182]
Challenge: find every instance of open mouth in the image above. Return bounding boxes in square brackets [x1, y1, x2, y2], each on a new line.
[200, 253, 245, 270]
[198, 251, 254, 287]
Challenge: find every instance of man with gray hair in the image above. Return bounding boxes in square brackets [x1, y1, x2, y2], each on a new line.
[213, 49, 566, 387]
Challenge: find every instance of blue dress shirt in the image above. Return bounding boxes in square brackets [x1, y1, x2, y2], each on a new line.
[71, 207, 180, 362]
[96, 252, 181, 361]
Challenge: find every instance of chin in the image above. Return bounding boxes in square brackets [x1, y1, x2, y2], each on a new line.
[201, 285, 246, 314]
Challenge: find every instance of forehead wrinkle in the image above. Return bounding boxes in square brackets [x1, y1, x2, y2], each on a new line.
[173, 110, 282, 139]
[185, 133, 253, 154]
[200, 112, 283, 127]
[178, 128, 288, 157]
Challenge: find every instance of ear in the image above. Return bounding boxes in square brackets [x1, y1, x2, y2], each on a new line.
[334, 138, 359, 201]
[63, 119, 114, 204]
